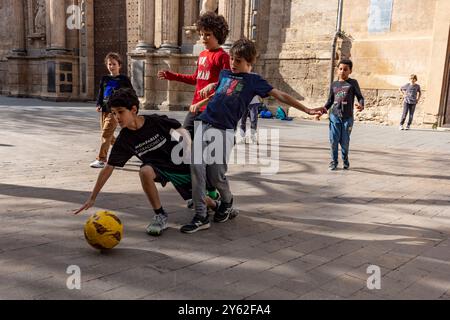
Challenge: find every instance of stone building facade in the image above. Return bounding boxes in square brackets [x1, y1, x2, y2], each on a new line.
[0, 0, 449, 127]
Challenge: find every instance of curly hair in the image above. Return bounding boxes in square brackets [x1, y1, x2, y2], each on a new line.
[196, 12, 229, 45]
[108, 88, 140, 113]
[230, 38, 257, 64]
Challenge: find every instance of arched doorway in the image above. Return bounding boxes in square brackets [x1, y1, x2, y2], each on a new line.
[93, 0, 128, 94]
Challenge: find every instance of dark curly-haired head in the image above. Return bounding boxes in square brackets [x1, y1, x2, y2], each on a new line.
[338, 59, 353, 70]
[108, 88, 140, 113]
[196, 12, 229, 45]
[230, 38, 257, 64]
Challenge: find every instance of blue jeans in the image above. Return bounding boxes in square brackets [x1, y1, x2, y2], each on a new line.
[400, 102, 417, 127]
[329, 113, 354, 164]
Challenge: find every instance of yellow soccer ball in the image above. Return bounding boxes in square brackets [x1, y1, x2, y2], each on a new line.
[84, 211, 123, 250]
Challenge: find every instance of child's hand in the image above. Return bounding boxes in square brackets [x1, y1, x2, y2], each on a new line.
[157, 70, 168, 80]
[309, 107, 327, 116]
[96, 105, 102, 112]
[189, 103, 201, 114]
[356, 104, 364, 112]
[199, 83, 216, 99]
[73, 198, 95, 215]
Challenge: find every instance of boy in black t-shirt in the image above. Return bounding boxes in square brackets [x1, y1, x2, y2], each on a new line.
[75, 88, 196, 236]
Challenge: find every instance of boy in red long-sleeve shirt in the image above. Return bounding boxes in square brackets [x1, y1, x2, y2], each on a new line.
[158, 12, 230, 137]
[158, 12, 230, 205]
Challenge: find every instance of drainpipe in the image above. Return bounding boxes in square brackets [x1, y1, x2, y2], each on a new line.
[330, 0, 344, 88]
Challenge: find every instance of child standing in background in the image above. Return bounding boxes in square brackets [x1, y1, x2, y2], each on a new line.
[90, 52, 133, 169]
[399, 74, 421, 131]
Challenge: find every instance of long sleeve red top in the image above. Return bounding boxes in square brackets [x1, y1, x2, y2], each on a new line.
[164, 48, 230, 112]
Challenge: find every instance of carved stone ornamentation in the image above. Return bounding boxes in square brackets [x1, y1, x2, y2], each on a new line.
[200, 0, 218, 15]
[28, 0, 46, 42]
[34, 0, 46, 34]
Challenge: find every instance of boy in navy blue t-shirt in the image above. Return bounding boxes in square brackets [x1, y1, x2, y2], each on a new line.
[180, 38, 325, 234]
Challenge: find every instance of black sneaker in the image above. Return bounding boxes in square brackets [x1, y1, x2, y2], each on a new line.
[180, 215, 211, 234]
[329, 161, 338, 171]
[214, 199, 239, 223]
[209, 199, 221, 213]
[343, 160, 350, 170]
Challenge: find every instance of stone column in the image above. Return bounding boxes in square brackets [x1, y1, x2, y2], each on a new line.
[136, 0, 156, 52]
[182, 0, 201, 54]
[159, 0, 180, 53]
[46, 0, 67, 53]
[219, 0, 244, 49]
[11, 0, 26, 55]
[201, 0, 218, 14]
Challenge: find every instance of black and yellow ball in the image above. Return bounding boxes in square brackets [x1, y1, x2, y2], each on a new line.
[84, 211, 123, 250]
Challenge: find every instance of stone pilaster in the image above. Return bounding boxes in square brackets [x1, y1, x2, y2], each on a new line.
[158, 0, 180, 53]
[219, 0, 244, 49]
[136, 0, 156, 52]
[11, 0, 26, 55]
[181, 0, 199, 54]
[46, 0, 67, 53]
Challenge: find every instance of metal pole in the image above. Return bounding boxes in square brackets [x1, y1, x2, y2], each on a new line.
[336, 0, 343, 33]
[330, 0, 344, 88]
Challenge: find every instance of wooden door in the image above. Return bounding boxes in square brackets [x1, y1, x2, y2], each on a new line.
[94, 0, 128, 96]
[444, 73, 450, 126]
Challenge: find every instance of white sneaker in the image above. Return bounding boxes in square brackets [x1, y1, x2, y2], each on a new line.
[90, 160, 105, 168]
[250, 133, 258, 144]
[399, 126, 404, 131]
[237, 136, 246, 144]
[146, 214, 169, 236]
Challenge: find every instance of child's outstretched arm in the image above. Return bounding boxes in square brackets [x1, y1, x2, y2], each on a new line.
[316, 86, 335, 120]
[190, 94, 215, 113]
[268, 89, 327, 115]
[73, 165, 115, 215]
[199, 82, 217, 99]
[157, 69, 198, 86]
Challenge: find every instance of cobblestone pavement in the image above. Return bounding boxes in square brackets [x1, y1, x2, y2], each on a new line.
[0, 96, 449, 300]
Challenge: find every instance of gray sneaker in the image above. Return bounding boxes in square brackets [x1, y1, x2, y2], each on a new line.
[146, 214, 168, 236]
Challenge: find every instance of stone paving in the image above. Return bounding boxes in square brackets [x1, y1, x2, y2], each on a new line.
[0, 96, 449, 300]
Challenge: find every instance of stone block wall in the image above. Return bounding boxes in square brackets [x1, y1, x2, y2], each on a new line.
[130, 52, 199, 111]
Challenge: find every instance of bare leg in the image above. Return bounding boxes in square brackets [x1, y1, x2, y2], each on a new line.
[139, 166, 162, 210]
[205, 196, 217, 209]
